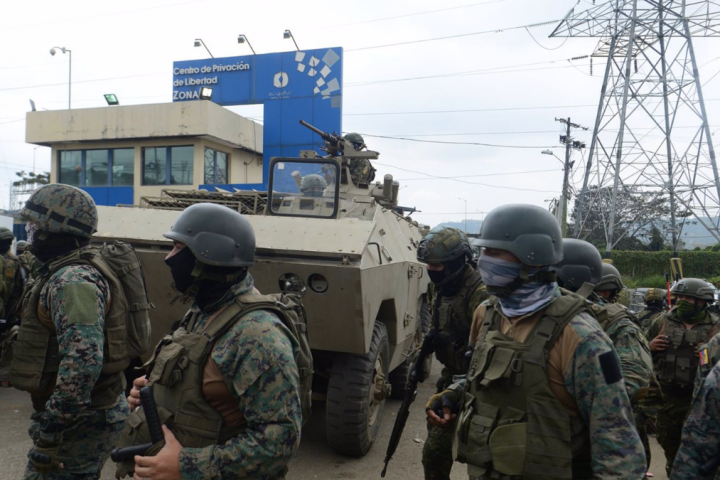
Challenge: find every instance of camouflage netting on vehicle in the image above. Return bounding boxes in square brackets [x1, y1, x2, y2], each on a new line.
[137, 189, 267, 215]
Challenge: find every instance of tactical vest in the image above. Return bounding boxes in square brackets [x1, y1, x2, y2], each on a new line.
[656, 312, 717, 388]
[433, 269, 484, 374]
[115, 292, 307, 476]
[10, 248, 131, 408]
[455, 293, 593, 480]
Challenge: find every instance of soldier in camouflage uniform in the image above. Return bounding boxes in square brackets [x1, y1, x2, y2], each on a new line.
[121, 202, 301, 479]
[0, 227, 24, 320]
[17, 240, 42, 284]
[638, 288, 667, 329]
[551, 239, 655, 474]
[10, 184, 130, 479]
[671, 358, 720, 479]
[646, 277, 719, 476]
[416, 226, 487, 480]
[344, 132, 374, 185]
[427, 204, 645, 479]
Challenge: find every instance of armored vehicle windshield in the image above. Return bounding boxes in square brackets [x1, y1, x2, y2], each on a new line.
[269, 158, 340, 218]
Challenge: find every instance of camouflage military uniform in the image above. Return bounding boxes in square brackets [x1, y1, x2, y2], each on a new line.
[637, 306, 663, 330]
[19, 250, 42, 284]
[671, 359, 720, 480]
[646, 310, 719, 475]
[166, 272, 301, 479]
[348, 158, 372, 184]
[1, 250, 23, 319]
[453, 288, 646, 479]
[422, 267, 487, 480]
[23, 263, 129, 479]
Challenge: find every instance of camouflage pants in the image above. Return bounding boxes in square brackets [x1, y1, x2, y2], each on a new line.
[422, 368, 457, 480]
[633, 406, 651, 470]
[23, 407, 126, 480]
[656, 388, 693, 476]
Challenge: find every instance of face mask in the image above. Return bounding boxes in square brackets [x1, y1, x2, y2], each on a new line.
[427, 256, 467, 292]
[26, 223, 40, 247]
[478, 254, 556, 317]
[164, 247, 198, 294]
[675, 300, 706, 324]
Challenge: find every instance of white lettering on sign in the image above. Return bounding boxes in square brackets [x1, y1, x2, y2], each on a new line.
[173, 62, 250, 76]
[173, 77, 219, 86]
[173, 90, 201, 100]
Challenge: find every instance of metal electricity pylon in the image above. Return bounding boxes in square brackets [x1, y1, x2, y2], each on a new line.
[551, 0, 720, 256]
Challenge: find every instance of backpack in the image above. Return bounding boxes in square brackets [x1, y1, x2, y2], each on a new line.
[96, 242, 155, 359]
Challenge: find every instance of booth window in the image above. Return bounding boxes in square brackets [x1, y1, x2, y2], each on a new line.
[204, 148, 228, 184]
[142, 146, 194, 185]
[58, 149, 135, 187]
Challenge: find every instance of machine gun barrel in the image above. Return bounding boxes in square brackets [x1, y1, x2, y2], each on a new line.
[381, 329, 437, 477]
[299, 120, 341, 145]
[111, 387, 164, 463]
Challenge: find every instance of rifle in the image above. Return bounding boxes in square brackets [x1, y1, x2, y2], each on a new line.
[380, 328, 437, 477]
[111, 387, 164, 462]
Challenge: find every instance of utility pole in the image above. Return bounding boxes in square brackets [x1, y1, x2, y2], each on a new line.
[555, 117, 587, 237]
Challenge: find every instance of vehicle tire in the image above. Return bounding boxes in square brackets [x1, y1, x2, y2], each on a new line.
[326, 321, 390, 456]
[388, 299, 433, 398]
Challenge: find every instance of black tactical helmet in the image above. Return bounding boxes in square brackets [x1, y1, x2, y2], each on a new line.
[550, 239, 603, 291]
[670, 278, 715, 302]
[594, 263, 624, 293]
[417, 226, 472, 264]
[164, 203, 255, 267]
[475, 204, 563, 266]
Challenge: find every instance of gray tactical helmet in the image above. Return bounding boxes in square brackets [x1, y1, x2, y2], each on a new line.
[594, 263, 623, 293]
[164, 203, 255, 267]
[299, 174, 327, 197]
[475, 204, 563, 266]
[344, 132, 365, 150]
[671, 278, 715, 302]
[550, 239, 603, 292]
[0, 227, 14, 242]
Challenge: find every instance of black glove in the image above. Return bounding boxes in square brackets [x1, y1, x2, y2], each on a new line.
[29, 430, 63, 474]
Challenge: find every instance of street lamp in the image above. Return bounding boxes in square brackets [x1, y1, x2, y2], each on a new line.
[458, 197, 467, 233]
[283, 30, 300, 51]
[50, 46, 72, 109]
[237, 34, 256, 54]
[194, 38, 214, 58]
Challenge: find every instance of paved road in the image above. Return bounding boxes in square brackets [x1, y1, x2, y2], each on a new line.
[0, 358, 668, 479]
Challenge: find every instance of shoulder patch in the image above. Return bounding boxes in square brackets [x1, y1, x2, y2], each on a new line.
[599, 350, 622, 385]
[61, 283, 101, 325]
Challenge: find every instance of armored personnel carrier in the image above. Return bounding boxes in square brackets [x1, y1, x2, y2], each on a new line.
[94, 123, 431, 456]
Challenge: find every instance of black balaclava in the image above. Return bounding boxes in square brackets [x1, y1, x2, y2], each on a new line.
[165, 247, 247, 311]
[29, 233, 90, 264]
[428, 255, 468, 296]
[0, 240, 11, 255]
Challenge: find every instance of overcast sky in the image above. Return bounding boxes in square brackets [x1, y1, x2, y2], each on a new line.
[2, 0, 720, 228]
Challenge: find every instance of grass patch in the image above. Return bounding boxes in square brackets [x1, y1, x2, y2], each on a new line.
[623, 275, 668, 289]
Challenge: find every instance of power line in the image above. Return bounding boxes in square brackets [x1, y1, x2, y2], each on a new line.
[330, 0, 511, 28]
[346, 62, 590, 87]
[375, 162, 558, 192]
[398, 168, 559, 181]
[346, 18, 561, 52]
[361, 133, 557, 148]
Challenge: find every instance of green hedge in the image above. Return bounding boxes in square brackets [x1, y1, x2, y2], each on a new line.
[610, 251, 720, 279]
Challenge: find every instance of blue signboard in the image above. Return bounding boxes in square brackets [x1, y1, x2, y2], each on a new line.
[172, 48, 343, 189]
